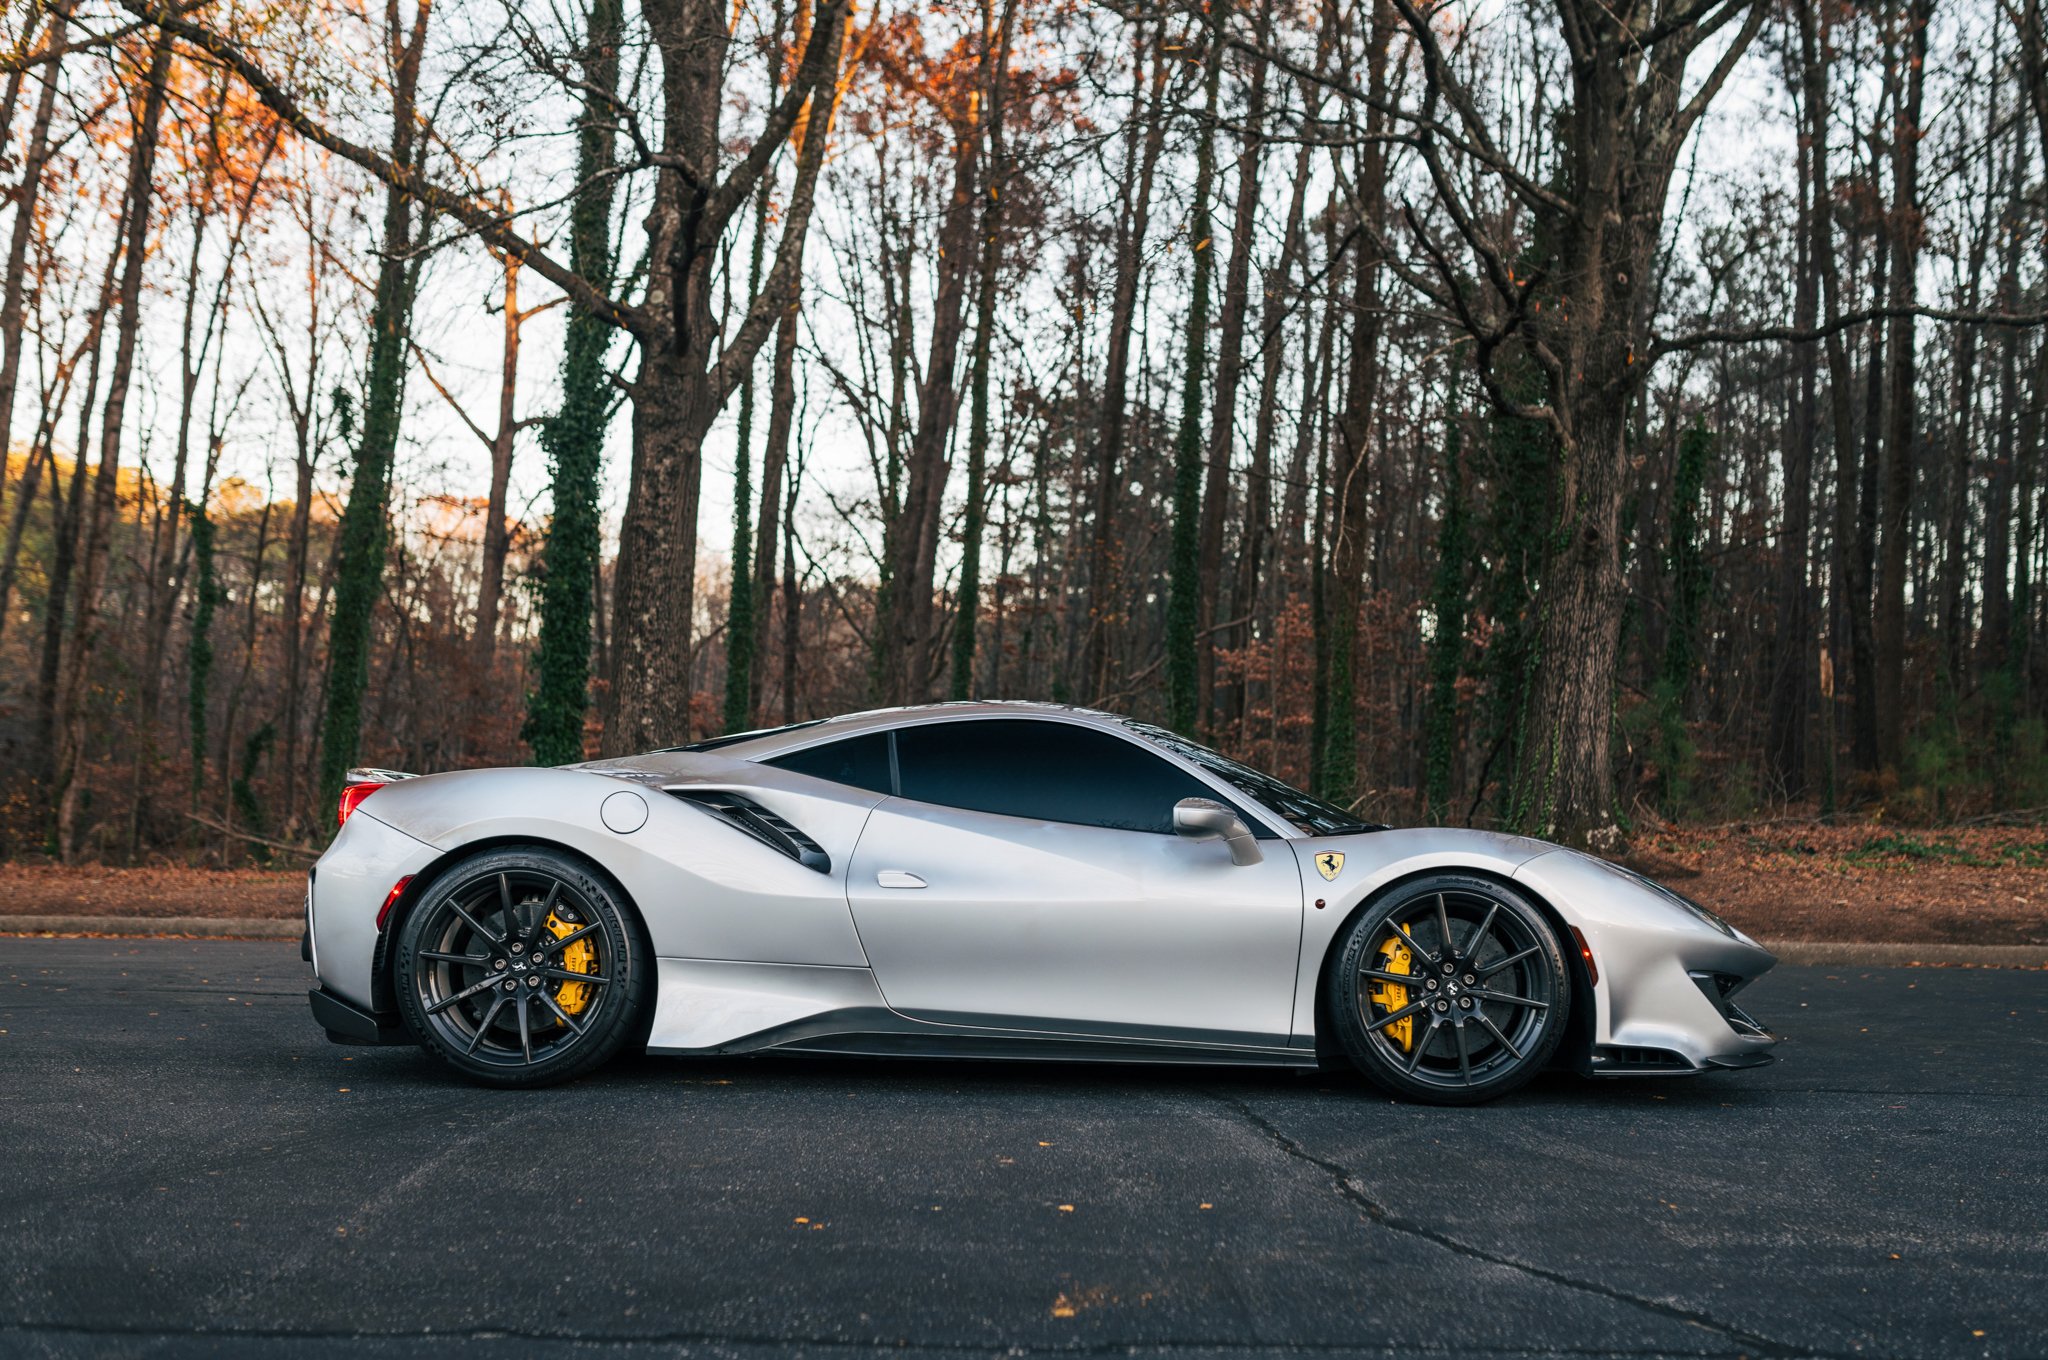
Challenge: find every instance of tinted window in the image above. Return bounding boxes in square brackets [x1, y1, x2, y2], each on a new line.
[894, 719, 1245, 834]
[764, 732, 893, 794]
[1124, 721, 1377, 835]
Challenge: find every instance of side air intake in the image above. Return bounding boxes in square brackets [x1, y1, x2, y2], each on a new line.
[666, 790, 831, 874]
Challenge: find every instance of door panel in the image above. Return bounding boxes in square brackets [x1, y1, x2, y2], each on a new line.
[846, 797, 1305, 1043]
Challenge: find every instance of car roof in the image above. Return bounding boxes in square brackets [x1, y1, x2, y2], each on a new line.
[683, 701, 1130, 759]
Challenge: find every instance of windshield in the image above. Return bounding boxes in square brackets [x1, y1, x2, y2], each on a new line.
[1123, 722, 1380, 836]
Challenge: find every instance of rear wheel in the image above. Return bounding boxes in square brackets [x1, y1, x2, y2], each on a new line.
[394, 847, 649, 1087]
[1330, 874, 1568, 1105]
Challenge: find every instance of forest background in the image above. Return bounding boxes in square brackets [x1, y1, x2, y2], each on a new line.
[3, 0, 2048, 869]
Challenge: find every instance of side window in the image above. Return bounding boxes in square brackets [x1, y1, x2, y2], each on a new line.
[763, 732, 893, 794]
[894, 719, 1250, 834]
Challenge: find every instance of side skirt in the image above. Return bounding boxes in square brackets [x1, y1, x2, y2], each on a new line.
[643, 958, 1311, 1068]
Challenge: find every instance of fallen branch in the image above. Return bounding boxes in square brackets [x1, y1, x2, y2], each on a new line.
[184, 812, 320, 861]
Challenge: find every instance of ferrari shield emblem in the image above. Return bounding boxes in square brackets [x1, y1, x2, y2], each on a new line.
[1315, 851, 1345, 881]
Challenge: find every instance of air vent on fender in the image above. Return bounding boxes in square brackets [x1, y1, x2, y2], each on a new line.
[665, 790, 831, 874]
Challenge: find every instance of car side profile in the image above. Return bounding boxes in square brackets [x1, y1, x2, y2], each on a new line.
[304, 702, 1778, 1104]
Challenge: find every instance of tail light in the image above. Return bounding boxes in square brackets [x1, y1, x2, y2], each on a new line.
[336, 767, 416, 829]
[337, 781, 383, 828]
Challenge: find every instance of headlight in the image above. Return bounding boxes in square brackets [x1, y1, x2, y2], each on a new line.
[1618, 866, 1736, 937]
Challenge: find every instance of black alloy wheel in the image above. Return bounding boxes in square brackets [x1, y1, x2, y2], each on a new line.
[393, 847, 649, 1087]
[1331, 874, 1569, 1104]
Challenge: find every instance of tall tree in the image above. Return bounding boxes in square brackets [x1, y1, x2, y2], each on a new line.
[524, 0, 625, 765]
[1382, 0, 1769, 844]
[949, 0, 1019, 700]
[1197, 0, 1273, 732]
[315, 0, 434, 809]
[1081, 24, 1169, 702]
[1164, 0, 1227, 735]
[1873, 0, 1933, 771]
[51, 29, 175, 859]
[1318, 0, 1394, 810]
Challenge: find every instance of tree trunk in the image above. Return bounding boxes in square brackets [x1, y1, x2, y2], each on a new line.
[1766, 43, 1822, 800]
[1165, 0, 1228, 734]
[525, 0, 623, 765]
[751, 296, 799, 722]
[316, 0, 432, 808]
[604, 0, 845, 753]
[949, 0, 1017, 700]
[52, 31, 174, 860]
[0, 22, 58, 511]
[473, 249, 525, 671]
[1874, 0, 1932, 771]
[1319, 0, 1393, 809]
[876, 133, 981, 705]
[1197, 0, 1271, 733]
[1798, 0, 1864, 811]
[1982, 114, 2029, 676]
[1081, 27, 1168, 702]
[723, 0, 784, 734]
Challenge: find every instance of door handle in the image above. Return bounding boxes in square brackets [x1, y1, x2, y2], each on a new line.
[876, 870, 926, 889]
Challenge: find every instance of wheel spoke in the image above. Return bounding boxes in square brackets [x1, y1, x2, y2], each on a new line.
[1478, 945, 1539, 978]
[466, 993, 509, 1054]
[540, 990, 587, 1036]
[1454, 1018, 1473, 1085]
[1434, 894, 1453, 958]
[498, 873, 520, 939]
[1403, 1019, 1434, 1075]
[1359, 968, 1423, 986]
[427, 974, 502, 1016]
[1476, 1011, 1523, 1060]
[1366, 999, 1428, 1033]
[1461, 903, 1500, 963]
[542, 966, 608, 986]
[525, 880, 562, 944]
[1469, 988, 1548, 1011]
[421, 951, 491, 966]
[448, 898, 503, 950]
[517, 993, 534, 1063]
[548, 922, 602, 953]
[1388, 919, 1434, 964]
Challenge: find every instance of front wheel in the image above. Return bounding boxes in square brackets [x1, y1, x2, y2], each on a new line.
[394, 847, 650, 1087]
[1330, 874, 1569, 1105]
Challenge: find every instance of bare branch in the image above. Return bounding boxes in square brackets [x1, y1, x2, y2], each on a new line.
[123, 0, 641, 334]
[1651, 304, 2048, 357]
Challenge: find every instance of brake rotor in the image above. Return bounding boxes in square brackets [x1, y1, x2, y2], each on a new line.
[545, 912, 596, 1018]
[1369, 927, 1416, 1052]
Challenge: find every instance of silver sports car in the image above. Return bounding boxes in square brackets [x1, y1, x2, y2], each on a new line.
[305, 702, 1778, 1103]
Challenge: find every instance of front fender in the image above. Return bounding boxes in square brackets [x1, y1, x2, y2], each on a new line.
[1287, 828, 1555, 1048]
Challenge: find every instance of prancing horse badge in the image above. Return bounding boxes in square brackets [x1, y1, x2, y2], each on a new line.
[1315, 851, 1345, 881]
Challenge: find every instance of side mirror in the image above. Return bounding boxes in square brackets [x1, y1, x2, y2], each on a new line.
[1173, 797, 1263, 866]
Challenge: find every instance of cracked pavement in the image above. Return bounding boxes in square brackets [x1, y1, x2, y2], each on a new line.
[1, 938, 2043, 1358]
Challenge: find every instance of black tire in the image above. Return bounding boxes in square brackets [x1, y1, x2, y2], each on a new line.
[1330, 874, 1569, 1105]
[393, 847, 651, 1088]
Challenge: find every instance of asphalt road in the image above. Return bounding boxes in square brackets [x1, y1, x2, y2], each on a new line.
[0, 939, 2042, 1360]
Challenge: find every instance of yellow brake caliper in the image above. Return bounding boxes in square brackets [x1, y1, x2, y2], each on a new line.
[545, 912, 596, 1020]
[1369, 930, 1415, 1052]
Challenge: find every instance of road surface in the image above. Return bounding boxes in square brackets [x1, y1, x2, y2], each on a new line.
[1, 937, 2042, 1358]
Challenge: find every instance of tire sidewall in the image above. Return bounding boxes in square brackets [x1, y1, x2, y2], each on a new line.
[1330, 874, 1569, 1105]
[394, 846, 649, 1088]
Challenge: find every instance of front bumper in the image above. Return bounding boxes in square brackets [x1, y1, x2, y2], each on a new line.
[1516, 849, 1782, 1078]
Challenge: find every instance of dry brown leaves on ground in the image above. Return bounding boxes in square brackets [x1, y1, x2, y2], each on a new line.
[2, 824, 2045, 945]
[1621, 825, 2048, 947]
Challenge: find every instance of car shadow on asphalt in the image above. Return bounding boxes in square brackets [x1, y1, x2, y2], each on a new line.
[298, 1040, 1772, 1112]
